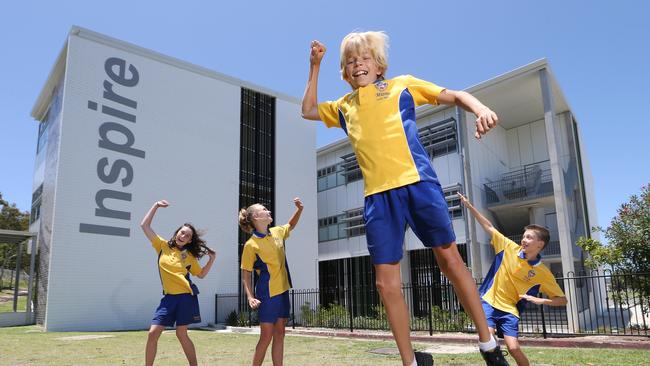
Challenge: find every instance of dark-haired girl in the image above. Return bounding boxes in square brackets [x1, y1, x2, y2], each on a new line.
[140, 199, 216, 366]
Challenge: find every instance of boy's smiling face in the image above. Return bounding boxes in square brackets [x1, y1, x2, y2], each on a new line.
[344, 49, 383, 89]
[520, 229, 544, 258]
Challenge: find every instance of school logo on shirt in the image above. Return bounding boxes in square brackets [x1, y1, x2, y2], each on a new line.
[526, 269, 536, 281]
[374, 80, 390, 100]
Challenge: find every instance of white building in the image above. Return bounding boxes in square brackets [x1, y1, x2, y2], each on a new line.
[316, 60, 599, 331]
[28, 26, 318, 331]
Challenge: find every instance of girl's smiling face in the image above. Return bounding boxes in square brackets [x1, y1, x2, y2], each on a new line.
[175, 225, 194, 247]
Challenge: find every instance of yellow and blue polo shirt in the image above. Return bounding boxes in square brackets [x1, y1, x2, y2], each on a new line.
[151, 235, 202, 295]
[479, 231, 565, 317]
[318, 75, 445, 196]
[240, 224, 292, 299]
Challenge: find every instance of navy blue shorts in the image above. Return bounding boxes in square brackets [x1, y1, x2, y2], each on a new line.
[152, 293, 201, 327]
[258, 291, 290, 324]
[482, 301, 519, 337]
[364, 181, 456, 264]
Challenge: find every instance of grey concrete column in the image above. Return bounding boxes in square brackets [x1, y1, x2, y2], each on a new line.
[539, 68, 579, 333]
[529, 207, 545, 226]
[456, 106, 482, 278]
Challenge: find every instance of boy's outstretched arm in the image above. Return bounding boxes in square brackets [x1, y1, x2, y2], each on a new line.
[519, 294, 567, 307]
[287, 197, 304, 230]
[437, 89, 498, 139]
[458, 193, 496, 236]
[301, 40, 326, 120]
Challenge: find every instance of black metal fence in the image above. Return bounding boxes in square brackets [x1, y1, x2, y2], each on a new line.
[215, 272, 650, 337]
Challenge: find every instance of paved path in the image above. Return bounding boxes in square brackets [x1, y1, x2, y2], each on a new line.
[215, 325, 650, 351]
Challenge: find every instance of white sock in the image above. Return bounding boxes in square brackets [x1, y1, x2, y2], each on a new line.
[410, 354, 418, 366]
[478, 336, 497, 351]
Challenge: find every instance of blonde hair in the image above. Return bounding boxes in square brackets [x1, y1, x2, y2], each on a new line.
[339, 31, 389, 83]
[238, 204, 260, 234]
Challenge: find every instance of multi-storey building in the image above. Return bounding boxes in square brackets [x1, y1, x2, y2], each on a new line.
[28, 27, 318, 331]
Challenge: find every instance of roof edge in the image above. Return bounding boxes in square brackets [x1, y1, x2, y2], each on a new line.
[68, 26, 300, 104]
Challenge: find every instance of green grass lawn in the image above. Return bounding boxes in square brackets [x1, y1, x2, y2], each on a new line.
[0, 325, 646, 365]
[0, 289, 27, 313]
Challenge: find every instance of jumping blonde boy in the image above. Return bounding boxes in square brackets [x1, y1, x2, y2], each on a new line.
[458, 193, 567, 366]
[301, 31, 508, 366]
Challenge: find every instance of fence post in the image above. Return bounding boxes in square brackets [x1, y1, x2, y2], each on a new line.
[348, 285, 354, 332]
[540, 303, 547, 339]
[13, 241, 23, 312]
[427, 279, 433, 336]
[214, 293, 218, 326]
[291, 290, 296, 330]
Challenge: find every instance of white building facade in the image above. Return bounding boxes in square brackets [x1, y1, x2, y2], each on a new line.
[29, 27, 318, 331]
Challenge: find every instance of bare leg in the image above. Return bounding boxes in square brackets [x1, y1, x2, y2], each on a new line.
[432, 243, 492, 343]
[175, 325, 198, 366]
[145, 325, 165, 366]
[503, 336, 528, 366]
[252, 322, 274, 366]
[375, 262, 414, 366]
[271, 318, 287, 366]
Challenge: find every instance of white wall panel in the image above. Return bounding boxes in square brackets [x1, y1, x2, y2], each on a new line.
[506, 128, 520, 169]
[530, 119, 549, 162]
[275, 98, 318, 293]
[517, 124, 534, 166]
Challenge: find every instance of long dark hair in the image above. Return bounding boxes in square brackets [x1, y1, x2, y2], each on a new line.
[168, 223, 213, 259]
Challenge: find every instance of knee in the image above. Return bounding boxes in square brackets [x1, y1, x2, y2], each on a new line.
[375, 277, 401, 297]
[148, 328, 163, 341]
[506, 342, 521, 353]
[273, 327, 285, 338]
[175, 329, 188, 340]
[437, 254, 464, 275]
[258, 332, 273, 345]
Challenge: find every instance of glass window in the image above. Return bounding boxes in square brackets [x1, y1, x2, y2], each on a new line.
[443, 185, 463, 219]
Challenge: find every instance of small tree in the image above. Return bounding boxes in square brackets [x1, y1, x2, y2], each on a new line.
[577, 184, 650, 274]
[577, 184, 650, 309]
[0, 192, 31, 289]
[0, 192, 30, 231]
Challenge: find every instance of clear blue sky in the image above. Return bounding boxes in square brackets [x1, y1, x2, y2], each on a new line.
[1, 1, 648, 232]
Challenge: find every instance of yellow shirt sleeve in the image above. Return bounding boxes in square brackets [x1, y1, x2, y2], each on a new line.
[317, 99, 342, 128]
[279, 224, 291, 240]
[240, 240, 255, 272]
[151, 235, 167, 252]
[403, 75, 445, 106]
[187, 254, 202, 276]
[541, 271, 565, 298]
[490, 230, 519, 254]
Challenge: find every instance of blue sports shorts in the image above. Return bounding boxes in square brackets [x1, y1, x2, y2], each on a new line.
[364, 181, 456, 264]
[152, 293, 201, 327]
[482, 300, 519, 337]
[258, 291, 290, 324]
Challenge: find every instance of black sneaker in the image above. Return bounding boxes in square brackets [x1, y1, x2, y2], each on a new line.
[480, 345, 509, 366]
[414, 351, 434, 366]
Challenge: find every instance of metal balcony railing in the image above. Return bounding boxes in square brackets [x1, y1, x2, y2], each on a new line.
[484, 161, 553, 205]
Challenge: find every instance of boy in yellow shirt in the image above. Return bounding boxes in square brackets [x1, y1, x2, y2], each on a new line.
[302, 31, 506, 366]
[459, 193, 567, 366]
